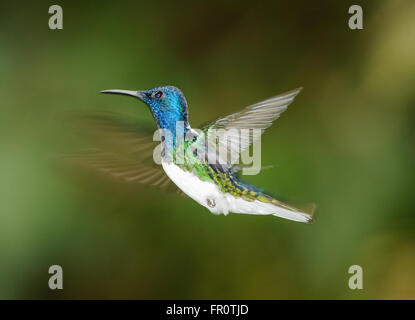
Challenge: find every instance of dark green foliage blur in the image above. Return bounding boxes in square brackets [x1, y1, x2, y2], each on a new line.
[0, 0, 414, 299]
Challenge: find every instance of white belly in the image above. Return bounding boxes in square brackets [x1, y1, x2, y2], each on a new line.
[161, 161, 311, 223]
[161, 161, 229, 214]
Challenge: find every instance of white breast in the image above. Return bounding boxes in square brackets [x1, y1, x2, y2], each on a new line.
[161, 161, 229, 214]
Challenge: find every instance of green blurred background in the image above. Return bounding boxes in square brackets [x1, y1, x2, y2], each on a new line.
[1, 0, 414, 299]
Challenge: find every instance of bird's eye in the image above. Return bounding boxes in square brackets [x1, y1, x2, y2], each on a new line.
[153, 90, 164, 99]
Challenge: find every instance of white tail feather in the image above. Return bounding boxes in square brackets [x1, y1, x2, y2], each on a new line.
[225, 194, 313, 223]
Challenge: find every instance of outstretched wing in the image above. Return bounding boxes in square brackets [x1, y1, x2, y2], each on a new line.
[62, 111, 184, 195]
[199, 87, 302, 165]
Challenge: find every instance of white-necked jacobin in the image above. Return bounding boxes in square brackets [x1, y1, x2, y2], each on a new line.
[77, 86, 314, 223]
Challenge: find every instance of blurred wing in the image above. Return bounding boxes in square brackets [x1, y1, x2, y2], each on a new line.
[200, 87, 302, 164]
[63, 111, 184, 195]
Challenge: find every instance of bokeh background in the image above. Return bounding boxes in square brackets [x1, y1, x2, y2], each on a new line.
[1, 0, 414, 299]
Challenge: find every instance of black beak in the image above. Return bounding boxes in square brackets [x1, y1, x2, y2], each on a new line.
[101, 89, 145, 100]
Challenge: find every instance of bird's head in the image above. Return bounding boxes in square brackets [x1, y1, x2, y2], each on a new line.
[101, 86, 189, 132]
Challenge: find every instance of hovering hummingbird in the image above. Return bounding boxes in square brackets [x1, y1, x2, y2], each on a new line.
[70, 86, 314, 223]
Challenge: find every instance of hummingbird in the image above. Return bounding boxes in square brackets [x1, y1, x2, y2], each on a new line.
[70, 86, 314, 223]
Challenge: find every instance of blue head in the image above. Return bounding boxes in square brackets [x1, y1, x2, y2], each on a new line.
[101, 86, 189, 135]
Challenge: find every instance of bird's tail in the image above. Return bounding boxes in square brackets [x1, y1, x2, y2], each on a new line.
[268, 198, 316, 223]
[224, 175, 315, 223]
[228, 188, 316, 223]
